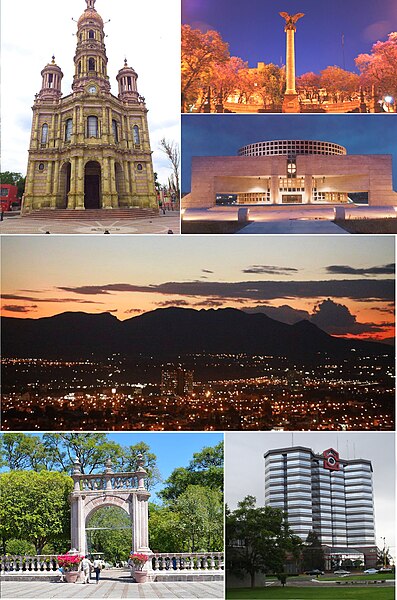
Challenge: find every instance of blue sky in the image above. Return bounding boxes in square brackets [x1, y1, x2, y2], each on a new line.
[181, 114, 397, 192]
[183, 0, 397, 73]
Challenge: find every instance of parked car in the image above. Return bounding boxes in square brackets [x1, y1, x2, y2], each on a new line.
[378, 567, 392, 573]
[334, 569, 350, 575]
[364, 568, 378, 574]
[305, 569, 324, 575]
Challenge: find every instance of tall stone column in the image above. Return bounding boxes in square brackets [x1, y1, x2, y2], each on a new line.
[280, 12, 304, 113]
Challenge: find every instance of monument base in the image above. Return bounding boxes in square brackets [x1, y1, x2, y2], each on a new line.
[282, 94, 301, 113]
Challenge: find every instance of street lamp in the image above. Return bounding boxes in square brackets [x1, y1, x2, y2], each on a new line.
[383, 96, 394, 112]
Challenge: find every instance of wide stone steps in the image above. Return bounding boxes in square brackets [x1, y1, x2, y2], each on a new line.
[23, 208, 159, 220]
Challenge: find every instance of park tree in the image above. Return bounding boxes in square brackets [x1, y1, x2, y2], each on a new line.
[0, 433, 52, 471]
[0, 471, 73, 554]
[356, 32, 397, 105]
[253, 63, 285, 109]
[319, 66, 360, 100]
[41, 433, 124, 474]
[226, 496, 302, 588]
[159, 441, 223, 502]
[148, 504, 183, 553]
[210, 56, 248, 109]
[181, 25, 230, 111]
[175, 485, 223, 552]
[301, 530, 325, 571]
[118, 441, 161, 490]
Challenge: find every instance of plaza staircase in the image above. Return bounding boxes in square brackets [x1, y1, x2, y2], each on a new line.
[22, 208, 159, 220]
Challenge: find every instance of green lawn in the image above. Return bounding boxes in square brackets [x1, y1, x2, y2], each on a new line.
[320, 574, 394, 581]
[226, 587, 395, 599]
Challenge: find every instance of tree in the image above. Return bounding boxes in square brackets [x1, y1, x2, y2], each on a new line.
[118, 441, 161, 490]
[302, 531, 325, 571]
[159, 138, 180, 197]
[356, 32, 397, 104]
[41, 433, 124, 474]
[226, 496, 302, 588]
[148, 503, 184, 553]
[174, 485, 223, 552]
[181, 25, 230, 111]
[319, 66, 360, 101]
[0, 471, 73, 554]
[159, 441, 223, 503]
[253, 63, 285, 109]
[0, 433, 52, 471]
[210, 56, 248, 109]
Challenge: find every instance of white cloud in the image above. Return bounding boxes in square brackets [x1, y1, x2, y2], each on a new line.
[1, 0, 180, 185]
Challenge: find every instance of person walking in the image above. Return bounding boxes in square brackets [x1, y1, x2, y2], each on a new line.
[93, 558, 102, 584]
[81, 555, 93, 584]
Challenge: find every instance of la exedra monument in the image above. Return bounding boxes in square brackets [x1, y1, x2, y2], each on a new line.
[280, 12, 304, 113]
[23, 0, 157, 213]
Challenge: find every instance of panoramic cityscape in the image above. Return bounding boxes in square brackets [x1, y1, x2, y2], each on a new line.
[1, 235, 394, 431]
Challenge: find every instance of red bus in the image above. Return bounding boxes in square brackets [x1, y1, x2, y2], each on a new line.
[0, 184, 21, 212]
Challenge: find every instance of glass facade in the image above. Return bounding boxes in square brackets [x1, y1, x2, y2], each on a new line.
[264, 446, 376, 549]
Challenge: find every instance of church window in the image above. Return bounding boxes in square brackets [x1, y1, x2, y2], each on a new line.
[48, 73, 54, 88]
[87, 116, 99, 137]
[78, 61, 82, 74]
[41, 124, 49, 144]
[65, 119, 73, 142]
[137, 163, 143, 171]
[112, 119, 119, 143]
[133, 125, 140, 145]
[38, 163, 45, 171]
[88, 30, 95, 39]
[88, 57, 95, 71]
[127, 76, 132, 90]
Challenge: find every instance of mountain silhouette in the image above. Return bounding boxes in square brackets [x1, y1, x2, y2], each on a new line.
[1, 307, 391, 360]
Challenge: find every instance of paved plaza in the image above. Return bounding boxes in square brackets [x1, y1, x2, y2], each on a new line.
[1, 571, 223, 600]
[0, 212, 180, 235]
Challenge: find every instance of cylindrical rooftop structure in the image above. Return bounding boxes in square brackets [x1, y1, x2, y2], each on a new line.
[238, 139, 347, 157]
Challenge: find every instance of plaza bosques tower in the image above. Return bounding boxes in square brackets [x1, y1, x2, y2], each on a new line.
[23, 0, 157, 213]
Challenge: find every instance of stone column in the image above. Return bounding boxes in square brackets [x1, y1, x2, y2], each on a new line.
[102, 106, 109, 143]
[102, 157, 112, 208]
[75, 157, 85, 209]
[109, 157, 118, 207]
[53, 160, 60, 205]
[280, 13, 303, 113]
[67, 157, 78, 209]
[46, 161, 54, 204]
[78, 105, 85, 143]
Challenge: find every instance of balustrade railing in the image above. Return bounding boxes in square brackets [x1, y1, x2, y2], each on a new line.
[1, 555, 60, 573]
[151, 553, 224, 572]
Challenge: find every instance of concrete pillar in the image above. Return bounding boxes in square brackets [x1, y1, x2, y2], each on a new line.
[304, 175, 313, 204]
[270, 175, 279, 204]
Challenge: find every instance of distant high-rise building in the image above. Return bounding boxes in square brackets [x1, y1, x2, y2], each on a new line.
[264, 446, 377, 568]
[161, 367, 194, 396]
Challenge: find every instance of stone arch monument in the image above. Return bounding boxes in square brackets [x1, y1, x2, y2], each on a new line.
[70, 457, 152, 565]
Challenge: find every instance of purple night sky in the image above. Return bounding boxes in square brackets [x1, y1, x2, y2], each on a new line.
[182, 0, 397, 74]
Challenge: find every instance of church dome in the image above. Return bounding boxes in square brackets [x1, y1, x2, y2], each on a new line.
[78, 8, 103, 27]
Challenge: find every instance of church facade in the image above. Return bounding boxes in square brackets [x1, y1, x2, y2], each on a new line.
[23, 0, 157, 213]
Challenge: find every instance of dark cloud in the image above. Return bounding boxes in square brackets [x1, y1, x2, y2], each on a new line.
[326, 264, 395, 276]
[310, 298, 384, 335]
[57, 279, 395, 302]
[156, 300, 191, 307]
[2, 293, 101, 304]
[202, 269, 214, 274]
[3, 304, 37, 313]
[242, 265, 299, 275]
[124, 308, 143, 314]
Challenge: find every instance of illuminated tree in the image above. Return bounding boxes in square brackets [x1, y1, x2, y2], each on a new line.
[210, 56, 248, 109]
[319, 66, 360, 101]
[356, 32, 397, 105]
[253, 63, 285, 109]
[181, 25, 230, 112]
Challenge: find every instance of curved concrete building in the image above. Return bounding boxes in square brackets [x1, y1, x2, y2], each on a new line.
[238, 139, 347, 157]
[184, 138, 397, 208]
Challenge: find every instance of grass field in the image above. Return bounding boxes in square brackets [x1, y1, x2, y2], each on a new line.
[320, 574, 394, 581]
[226, 586, 395, 599]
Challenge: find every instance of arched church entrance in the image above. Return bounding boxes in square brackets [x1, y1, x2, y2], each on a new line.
[70, 458, 151, 564]
[58, 162, 71, 208]
[84, 161, 101, 209]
